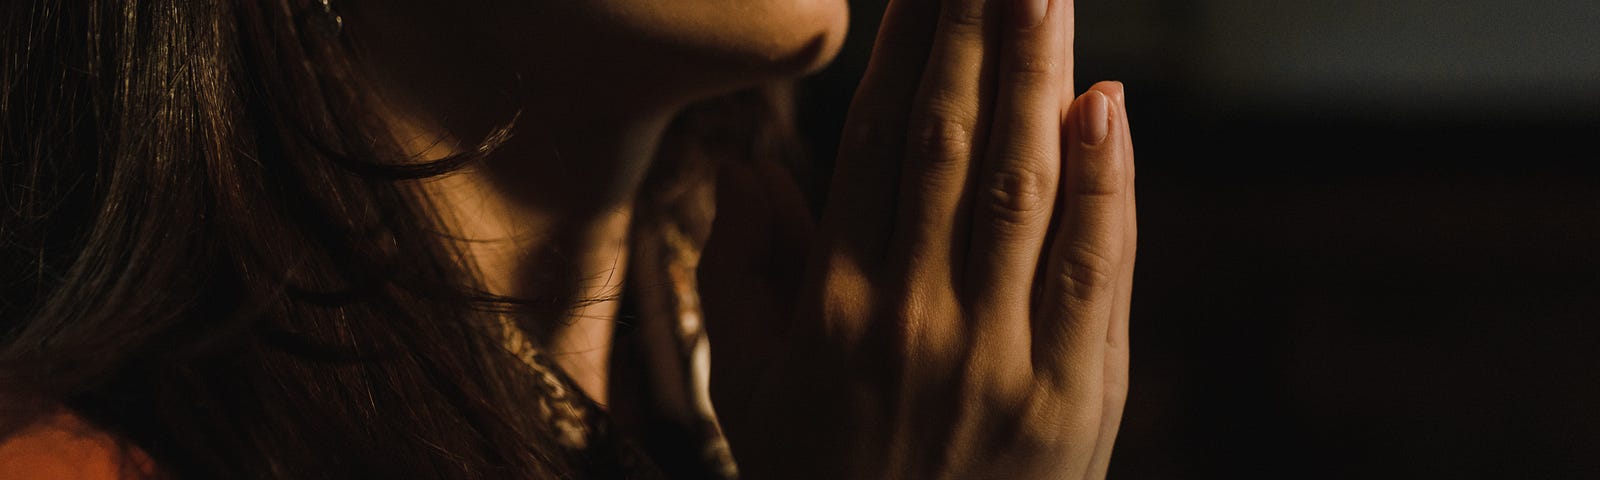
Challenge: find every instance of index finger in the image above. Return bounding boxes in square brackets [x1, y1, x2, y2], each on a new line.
[1033, 84, 1129, 388]
[1084, 82, 1136, 480]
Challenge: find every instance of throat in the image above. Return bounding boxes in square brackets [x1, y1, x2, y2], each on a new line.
[392, 90, 679, 407]
[532, 226, 630, 405]
[499, 210, 634, 405]
[424, 165, 637, 405]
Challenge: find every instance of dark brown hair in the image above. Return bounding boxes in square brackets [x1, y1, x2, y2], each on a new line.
[0, 1, 803, 478]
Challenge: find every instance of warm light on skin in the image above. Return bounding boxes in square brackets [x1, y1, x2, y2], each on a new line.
[343, 0, 850, 402]
[346, 0, 849, 129]
[574, 0, 852, 79]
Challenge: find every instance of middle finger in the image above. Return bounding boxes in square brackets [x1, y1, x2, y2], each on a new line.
[887, 0, 999, 300]
[966, 0, 1069, 357]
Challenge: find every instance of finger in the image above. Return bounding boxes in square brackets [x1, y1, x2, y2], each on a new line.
[1059, 0, 1077, 116]
[1034, 85, 1127, 389]
[886, 0, 998, 300]
[1083, 82, 1135, 480]
[965, 0, 1069, 368]
[819, 0, 941, 269]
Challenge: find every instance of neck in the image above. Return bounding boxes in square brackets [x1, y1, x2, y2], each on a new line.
[342, 0, 757, 408]
[412, 103, 682, 404]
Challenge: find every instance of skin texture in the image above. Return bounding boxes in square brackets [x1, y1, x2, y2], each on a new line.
[0, 0, 1131, 477]
[0, 0, 1139, 476]
[340, 0, 848, 402]
[0, 0, 1132, 476]
[697, 0, 1137, 478]
[363, 0, 1135, 476]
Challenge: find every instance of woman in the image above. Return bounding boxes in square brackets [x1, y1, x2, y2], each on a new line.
[0, 0, 1136, 477]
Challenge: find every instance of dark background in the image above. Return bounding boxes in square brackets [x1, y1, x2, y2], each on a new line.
[795, 1, 1600, 478]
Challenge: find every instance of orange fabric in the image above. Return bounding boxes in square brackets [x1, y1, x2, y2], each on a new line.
[0, 412, 154, 480]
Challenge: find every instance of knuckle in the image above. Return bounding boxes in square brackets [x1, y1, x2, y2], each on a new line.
[998, 392, 1079, 458]
[907, 111, 974, 168]
[889, 294, 927, 330]
[941, 0, 987, 29]
[1008, 56, 1057, 79]
[889, 297, 928, 342]
[1077, 173, 1122, 199]
[840, 107, 902, 155]
[984, 164, 1052, 227]
[888, 283, 938, 329]
[819, 254, 875, 314]
[820, 278, 866, 314]
[1011, 418, 1064, 455]
[970, 357, 1035, 408]
[1006, 15, 1061, 76]
[890, 284, 963, 356]
[1070, 153, 1125, 198]
[1058, 241, 1117, 302]
[819, 269, 874, 345]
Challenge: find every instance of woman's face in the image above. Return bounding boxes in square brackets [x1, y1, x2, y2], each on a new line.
[348, 0, 850, 113]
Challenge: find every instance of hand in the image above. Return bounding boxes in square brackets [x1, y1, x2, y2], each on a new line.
[699, 0, 1136, 477]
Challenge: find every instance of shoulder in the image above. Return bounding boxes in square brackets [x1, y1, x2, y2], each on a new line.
[0, 410, 156, 480]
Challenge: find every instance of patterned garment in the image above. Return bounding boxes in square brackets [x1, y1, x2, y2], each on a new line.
[502, 336, 674, 479]
[499, 211, 738, 479]
[492, 85, 802, 479]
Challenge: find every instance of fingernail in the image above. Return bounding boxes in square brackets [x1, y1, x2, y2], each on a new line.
[1080, 90, 1110, 145]
[1016, 0, 1049, 28]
